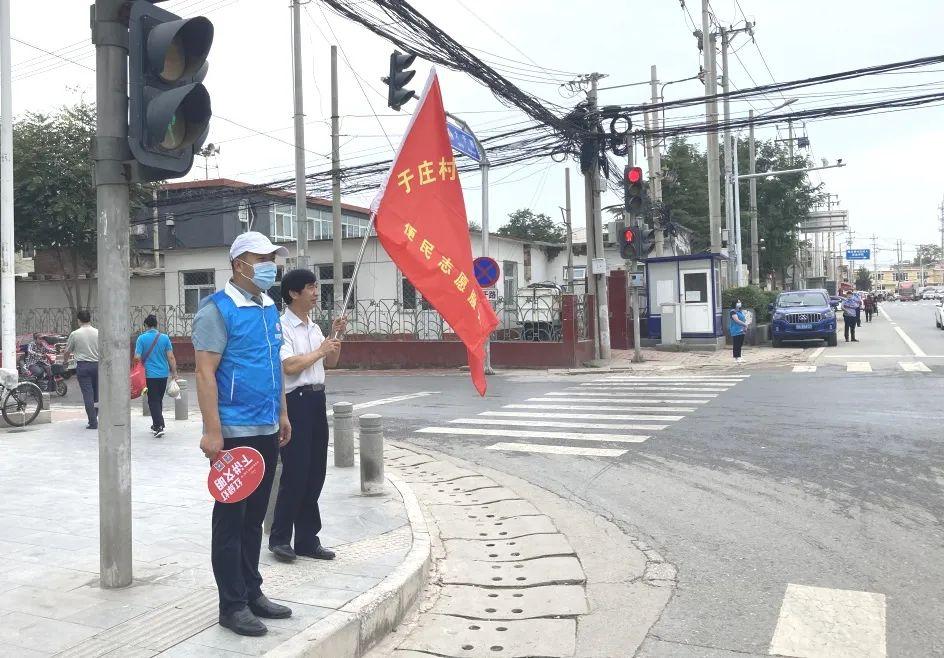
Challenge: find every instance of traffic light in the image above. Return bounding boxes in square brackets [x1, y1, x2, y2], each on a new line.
[635, 229, 651, 261]
[383, 50, 417, 111]
[618, 226, 636, 260]
[128, 1, 214, 181]
[624, 166, 644, 213]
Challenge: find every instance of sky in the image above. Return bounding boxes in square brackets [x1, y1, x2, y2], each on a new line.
[6, 0, 944, 267]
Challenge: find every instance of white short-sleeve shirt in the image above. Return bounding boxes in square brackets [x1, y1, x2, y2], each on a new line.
[280, 307, 326, 393]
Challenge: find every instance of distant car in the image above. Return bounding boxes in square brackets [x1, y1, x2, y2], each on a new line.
[770, 289, 838, 347]
[935, 301, 944, 329]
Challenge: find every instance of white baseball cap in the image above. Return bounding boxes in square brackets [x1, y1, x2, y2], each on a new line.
[229, 231, 290, 261]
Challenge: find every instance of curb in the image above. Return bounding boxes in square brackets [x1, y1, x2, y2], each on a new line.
[264, 473, 432, 658]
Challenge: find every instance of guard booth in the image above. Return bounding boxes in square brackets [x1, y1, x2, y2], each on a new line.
[644, 254, 727, 348]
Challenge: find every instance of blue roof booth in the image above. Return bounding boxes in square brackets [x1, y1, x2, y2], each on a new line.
[644, 254, 728, 346]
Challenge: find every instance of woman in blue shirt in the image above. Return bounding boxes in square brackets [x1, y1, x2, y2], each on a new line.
[729, 301, 749, 364]
[134, 314, 178, 437]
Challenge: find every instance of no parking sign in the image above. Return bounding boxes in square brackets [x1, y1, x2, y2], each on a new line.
[473, 257, 500, 288]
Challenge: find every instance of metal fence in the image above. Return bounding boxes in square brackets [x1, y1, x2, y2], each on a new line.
[17, 292, 592, 343]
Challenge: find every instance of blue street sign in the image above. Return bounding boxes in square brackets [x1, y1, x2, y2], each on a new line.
[447, 123, 481, 162]
[846, 249, 871, 260]
[473, 256, 500, 288]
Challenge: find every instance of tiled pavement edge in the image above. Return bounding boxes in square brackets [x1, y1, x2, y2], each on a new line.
[366, 442, 675, 658]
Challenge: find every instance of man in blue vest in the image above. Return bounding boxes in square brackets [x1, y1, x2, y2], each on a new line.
[194, 231, 293, 637]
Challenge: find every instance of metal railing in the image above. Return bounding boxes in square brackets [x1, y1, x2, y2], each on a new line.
[17, 292, 591, 343]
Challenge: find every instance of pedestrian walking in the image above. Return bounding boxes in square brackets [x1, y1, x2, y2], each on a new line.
[269, 269, 346, 564]
[864, 294, 876, 323]
[842, 290, 860, 342]
[133, 315, 178, 438]
[64, 310, 99, 429]
[193, 231, 293, 637]
[729, 300, 749, 364]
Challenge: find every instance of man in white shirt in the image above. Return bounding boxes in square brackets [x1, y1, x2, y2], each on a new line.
[269, 268, 346, 562]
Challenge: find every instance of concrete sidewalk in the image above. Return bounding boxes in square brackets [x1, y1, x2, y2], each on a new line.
[551, 344, 811, 375]
[0, 410, 429, 657]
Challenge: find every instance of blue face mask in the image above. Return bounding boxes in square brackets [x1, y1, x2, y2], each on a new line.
[238, 259, 277, 290]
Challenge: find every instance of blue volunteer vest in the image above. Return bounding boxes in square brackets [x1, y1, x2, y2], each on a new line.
[209, 290, 283, 429]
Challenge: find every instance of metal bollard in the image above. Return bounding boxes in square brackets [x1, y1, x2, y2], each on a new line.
[141, 392, 150, 417]
[358, 414, 385, 495]
[174, 379, 189, 420]
[263, 460, 282, 534]
[333, 401, 354, 467]
[41, 392, 50, 411]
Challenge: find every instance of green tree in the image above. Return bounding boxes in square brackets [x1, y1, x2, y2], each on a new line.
[855, 267, 873, 291]
[659, 137, 822, 284]
[12, 102, 151, 317]
[496, 208, 565, 243]
[913, 243, 942, 266]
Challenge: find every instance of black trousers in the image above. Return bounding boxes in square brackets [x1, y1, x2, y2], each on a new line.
[856, 308, 862, 327]
[211, 432, 279, 615]
[146, 377, 167, 430]
[843, 316, 857, 341]
[865, 309, 873, 322]
[76, 361, 98, 425]
[732, 334, 745, 359]
[270, 388, 329, 553]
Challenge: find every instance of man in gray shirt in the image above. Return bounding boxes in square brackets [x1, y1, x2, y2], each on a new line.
[65, 310, 99, 429]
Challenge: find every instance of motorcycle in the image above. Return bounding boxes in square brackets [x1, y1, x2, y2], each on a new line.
[17, 338, 69, 397]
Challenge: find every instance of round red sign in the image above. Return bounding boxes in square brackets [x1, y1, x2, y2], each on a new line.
[207, 446, 266, 504]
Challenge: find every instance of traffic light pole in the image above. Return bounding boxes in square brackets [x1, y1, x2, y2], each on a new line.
[626, 136, 642, 364]
[291, 0, 309, 271]
[92, 0, 133, 589]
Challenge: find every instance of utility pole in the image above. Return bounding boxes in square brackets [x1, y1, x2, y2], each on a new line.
[648, 65, 664, 257]
[92, 0, 133, 588]
[938, 200, 944, 257]
[330, 46, 343, 313]
[702, 1, 722, 255]
[870, 234, 878, 289]
[748, 110, 759, 286]
[627, 136, 642, 364]
[0, 0, 15, 370]
[720, 28, 735, 283]
[564, 168, 573, 291]
[151, 188, 160, 268]
[581, 73, 610, 360]
[291, 0, 309, 271]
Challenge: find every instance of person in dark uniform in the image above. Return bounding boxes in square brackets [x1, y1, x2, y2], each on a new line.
[194, 231, 293, 637]
[269, 269, 346, 563]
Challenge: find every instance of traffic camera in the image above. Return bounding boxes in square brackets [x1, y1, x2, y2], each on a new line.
[128, 0, 213, 181]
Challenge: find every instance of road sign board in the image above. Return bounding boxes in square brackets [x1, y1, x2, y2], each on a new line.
[447, 123, 480, 162]
[473, 256, 500, 288]
[846, 249, 871, 260]
[483, 287, 498, 302]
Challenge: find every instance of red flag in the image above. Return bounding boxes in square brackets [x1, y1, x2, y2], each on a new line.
[372, 71, 498, 395]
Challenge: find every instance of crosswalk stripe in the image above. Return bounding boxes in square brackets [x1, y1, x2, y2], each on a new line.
[482, 410, 691, 420]
[486, 443, 628, 457]
[579, 384, 730, 392]
[532, 396, 706, 405]
[846, 361, 873, 373]
[596, 377, 746, 383]
[770, 584, 886, 658]
[792, 365, 817, 373]
[569, 388, 717, 398]
[501, 405, 683, 419]
[416, 426, 650, 443]
[450, 418, 668, 431]
[899, 361, 931, 372]
[599, 375, 748, 380]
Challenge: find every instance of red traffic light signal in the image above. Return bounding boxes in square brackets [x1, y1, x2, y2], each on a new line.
[619, 225, 636, 259]
[624, 166, 645, 213]
[623, 227, 635, 243]
[626, 167, 643, 184]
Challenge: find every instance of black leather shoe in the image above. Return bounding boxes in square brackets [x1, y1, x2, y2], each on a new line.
[269, 544, 296, 562]
[297, 544, 336, 560]
[219, 607, 267, 636]
[249, 594, 292, 619]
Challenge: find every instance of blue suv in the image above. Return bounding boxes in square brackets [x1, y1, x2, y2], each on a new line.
[770, 289, 838, 347]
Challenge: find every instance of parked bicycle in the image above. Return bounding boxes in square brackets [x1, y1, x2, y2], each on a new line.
[0, 380, 43, 427]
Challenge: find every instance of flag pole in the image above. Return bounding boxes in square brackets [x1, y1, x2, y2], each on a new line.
[332, 214, 376, 339]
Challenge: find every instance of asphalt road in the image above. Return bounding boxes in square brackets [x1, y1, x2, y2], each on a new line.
[56, 302, 942, 656]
